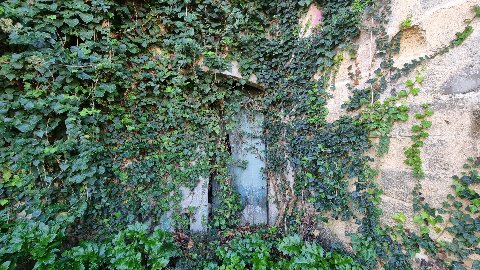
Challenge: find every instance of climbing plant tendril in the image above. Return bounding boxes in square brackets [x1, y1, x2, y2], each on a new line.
[0, 0, 479, 269]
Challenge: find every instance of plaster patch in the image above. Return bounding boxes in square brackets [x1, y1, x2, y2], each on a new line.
[299, 4, 323, 38]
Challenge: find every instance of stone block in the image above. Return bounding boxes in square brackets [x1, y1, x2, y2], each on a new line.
[379, 169, 416, 201]
[180, 177, 209, 232]
[379, 195, 415, 229]
[442, 66, 480, 95]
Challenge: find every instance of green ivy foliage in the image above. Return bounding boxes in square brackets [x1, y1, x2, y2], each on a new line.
[1, 0, 256, 239]
[0, 0, 370, 267]
[0, 0, 266, 267]
[0, 221, 178, 269]
[388, 159, 480, 270]
[1, 0, 479, 269]
[204, 230, 362, 270]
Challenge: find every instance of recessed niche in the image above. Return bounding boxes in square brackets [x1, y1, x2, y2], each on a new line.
[398, 26, 427, 61]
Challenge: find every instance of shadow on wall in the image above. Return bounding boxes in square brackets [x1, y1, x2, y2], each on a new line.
[472, 110, 480, 139]
[442, 67, 480, 95]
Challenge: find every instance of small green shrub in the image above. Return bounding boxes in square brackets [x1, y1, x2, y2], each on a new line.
[0, 220, 65, 269]
[205, 232, 362, 270]
[108, 223, 179, 270]
[0, 221, 178, 270]
[400, 16, 413, 30]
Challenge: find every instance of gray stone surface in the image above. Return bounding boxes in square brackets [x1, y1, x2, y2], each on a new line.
[180, 177, 209, 232]
[230, 110, 268, 225]
[380, 195, 415, 228]
[420, 0, 451, 10]
[422, 139, 451, 175]
[379, 170, 416, 201]
[442, 67, 480, 95]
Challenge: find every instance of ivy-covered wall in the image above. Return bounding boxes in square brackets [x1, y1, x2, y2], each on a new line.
[1, 0, 480, 269]
[325, 0, 480, 241]
[317, 1, 480, 268]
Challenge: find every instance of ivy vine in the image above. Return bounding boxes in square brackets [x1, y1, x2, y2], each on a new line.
[0, 0, 479, 269]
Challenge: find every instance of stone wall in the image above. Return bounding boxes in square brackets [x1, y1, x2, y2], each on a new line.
[179, 0, 480, 242]
[326, 0, 480, 244]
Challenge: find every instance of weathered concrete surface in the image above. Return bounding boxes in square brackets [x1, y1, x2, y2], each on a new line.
[442, 66, 480, 95]
[326, 0, 480, 245]
[218, 60, 261, 89]
[199, 58, 262, 89]
[230, 110, 268, 225]
[180, 177, 209, 232]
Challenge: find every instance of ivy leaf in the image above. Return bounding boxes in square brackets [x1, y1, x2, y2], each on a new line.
[460, 175, 472, 184]
[397, 113, 408, 121]
[424, 109, 433, 116]
[392, 212, 406, 223]
[79, 13, 94, 23]
[414, 113, 425, 119]
[452, 262, 467, 270]
[472, 260, 480, 270]
[298, 0, 313, 7]
[70, 174, 86, 183]
[3, 170, 12, 181]
[64, 18, 80, 28]
[411, 125, 422, 132]
[415, 75, 424, 84]
[413, 214, 423, 224]
[79, 30, 94, 40]
[0, 260, 13, 270]
[79, 108, 100, 117]
[474, 5, 480, 17]
[410, 87, 420, 96]
[15, 123, 33, 133]
[60, 163, 70, 171]
[397, 90, 408, 98]
[5, 72, 15, 81]
[420, 120, 432, 129]
[43, 146, 57, 155]
[278, 235, 303, 256]
[419, 226, 429, 235]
